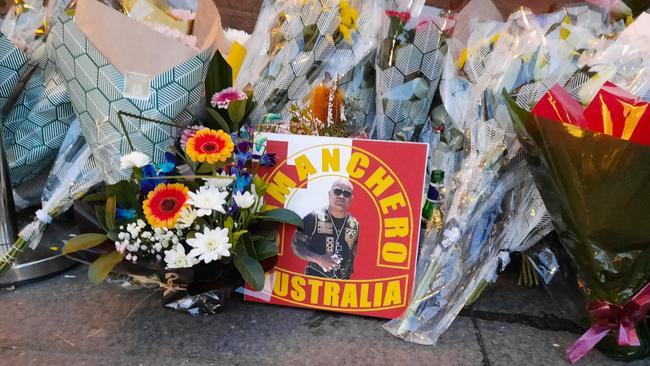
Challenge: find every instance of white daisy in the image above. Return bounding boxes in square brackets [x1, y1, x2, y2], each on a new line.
[187, 185, 228, 215]
[187, 227, 232, 264]
[203, 171, 234, 190]
[164, 244, 199, 269]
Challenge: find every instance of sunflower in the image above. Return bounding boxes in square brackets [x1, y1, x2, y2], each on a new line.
[185, 129, 235, 164]
[142, 183, 189, 229]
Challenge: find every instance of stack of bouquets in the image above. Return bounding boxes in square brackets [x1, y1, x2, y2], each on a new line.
[235, 0, 380, 125]
[373, 0, 453, 141]
[61, 120, 302, 314]
[384, 9, 560, 345]
[0, 0, 225, 276]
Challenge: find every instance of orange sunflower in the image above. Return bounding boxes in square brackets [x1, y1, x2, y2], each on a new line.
[142, 183, 189, 229]
[185, 129, 234, 164]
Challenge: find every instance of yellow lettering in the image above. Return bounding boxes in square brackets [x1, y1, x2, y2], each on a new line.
[340, 283, 358, 308]
[347, 152, 369, 178]
[294, 154, 317, 182]
[290, 275, 306, 302]
[322, 148, 340, 173]
[323, 282, 340, 307]
[359, 283, 372, 308]
[364, 167, 394, 196]
[373, 282, 383, 307]
[267, 172, 297, 204]
[383, 280, 402, 306]
[273, 271, 289, 297]
[307, 278, 323, 304]
[384, 217, 409, 238]
[380, 193, 406, 214]
[382, 242, 408, 264]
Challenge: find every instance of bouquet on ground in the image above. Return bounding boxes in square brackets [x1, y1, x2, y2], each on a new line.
[374, 1, 454, 141]
[506, 81, 650, 363]
[62, 122, 302, 312]
[236, 0, 380, 125]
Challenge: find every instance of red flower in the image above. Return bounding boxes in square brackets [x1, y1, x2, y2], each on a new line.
[385, 10, 411, 23]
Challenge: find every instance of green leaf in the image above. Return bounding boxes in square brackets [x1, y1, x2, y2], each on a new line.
[106, 180, 140, 209]
[207, 108, 231, 133]
[233, 246, 265, 291]
[95, 205, 109, 233]
[205, 51, 232, 106]
[88, 251, 124, 285]
[224, 216, 235, 232]
[257, 208, 303, 228]
[196, 163, 214, 174]
[253, 175, 268, 197]
[253, 238, 278, 260]
[105, 195, 116, 230]
[241, 232, 256, 258]
[82, 192, 108, 204]
[62, 233, 108, 255]
[227, 99, 247, 131]
[232, 229, 249, 244]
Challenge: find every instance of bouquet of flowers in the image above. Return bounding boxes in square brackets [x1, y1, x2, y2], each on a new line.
[506, 81, 650, 363]
[373, 1, 454, 141]
[235, 0, 380, 125]
[61, 121, 301, 312]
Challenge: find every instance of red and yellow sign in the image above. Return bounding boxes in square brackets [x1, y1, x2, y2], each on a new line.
[244, 134, 428, 319]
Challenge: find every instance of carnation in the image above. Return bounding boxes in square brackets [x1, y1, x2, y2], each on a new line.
[120, 151, 151, 170]
[210, 87, 247, 109]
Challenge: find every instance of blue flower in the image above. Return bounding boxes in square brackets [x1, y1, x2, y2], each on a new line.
[116, 207, 137, 221]
[155, 152, 177, 174]
[259, 153, 276, 167]
[232, 167, 252, 194]
[140, 164, 168, 197]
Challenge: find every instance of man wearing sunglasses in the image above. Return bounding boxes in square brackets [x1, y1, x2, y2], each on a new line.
[291, 179, 360, 279]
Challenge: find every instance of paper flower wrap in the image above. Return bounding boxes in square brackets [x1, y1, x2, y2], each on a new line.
[373, 1, 452, 141]
[3, 36, 75, 185]
[0, 34, 30, 111]
[236, 0, 380, 124]
[47, 0, 223, 184]
[506, 83, 650, 363]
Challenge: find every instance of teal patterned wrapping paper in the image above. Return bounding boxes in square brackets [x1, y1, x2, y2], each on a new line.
[0, 34, 29, 112]
[48, 12, 213, 184]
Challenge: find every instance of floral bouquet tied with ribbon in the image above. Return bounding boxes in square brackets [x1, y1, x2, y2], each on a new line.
[505, 82, 650, 363]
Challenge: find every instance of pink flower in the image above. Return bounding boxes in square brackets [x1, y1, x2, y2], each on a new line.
[210, 87, 247, 109]
[180, 125, 206, 150]
[385, 10, 411, 23]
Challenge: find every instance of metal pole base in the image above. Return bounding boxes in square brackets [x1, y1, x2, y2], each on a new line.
[0, 215, 78, 287]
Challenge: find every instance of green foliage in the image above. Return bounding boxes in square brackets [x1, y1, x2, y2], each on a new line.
[88, 251, 125, 285]
[227, 99, 247, 131]
[256, 208, 304, 229]
[205, 51, 232, 107]
[253, 238, 278, 260]
[233, 243, 265, 291]
[106, 180, 140, 210]
[207, 107, 231, 133]
[62, 233, 109, 255]
[105, 195, 116, 230]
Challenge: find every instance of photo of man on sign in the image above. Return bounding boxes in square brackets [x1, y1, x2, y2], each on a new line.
[291, 179, 360, 280]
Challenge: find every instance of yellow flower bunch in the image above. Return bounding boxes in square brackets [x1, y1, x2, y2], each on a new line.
[339, 0, 358, 43]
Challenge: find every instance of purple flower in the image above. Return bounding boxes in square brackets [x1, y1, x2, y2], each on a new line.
[180, 125, 205, 151]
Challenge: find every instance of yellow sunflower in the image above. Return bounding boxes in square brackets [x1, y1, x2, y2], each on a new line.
[143, 183, 189, 229]
[185, 129, 235, 164]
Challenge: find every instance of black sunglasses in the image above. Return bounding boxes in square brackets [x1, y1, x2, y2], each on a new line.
[333, 188, 352, 198]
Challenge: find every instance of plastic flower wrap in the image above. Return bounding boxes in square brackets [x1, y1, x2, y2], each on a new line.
[0, 118, 101, 275]
[47, 0, 224, 184]
[235, 0, 381, 125]
[506, 81, 650, 363]
[373, 1, 454, 141]
[384, 9, 558, 345]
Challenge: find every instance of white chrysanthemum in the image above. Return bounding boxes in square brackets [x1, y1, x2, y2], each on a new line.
[202, 171, 234, 190]
[164, 244, 199, 269]
[120, 151, 150, 169]
[187, 227, 232, 263]
[188, 185, 228, 215]
[177, 207, 199, 228]
[233, 191, 255, 209]
[224, 28, 251, 45]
